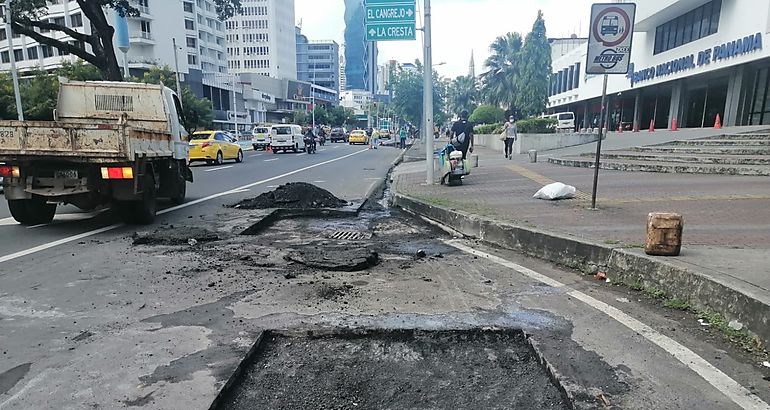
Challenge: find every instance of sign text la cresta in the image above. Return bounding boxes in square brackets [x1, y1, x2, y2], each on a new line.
[627, 32, 762, 87]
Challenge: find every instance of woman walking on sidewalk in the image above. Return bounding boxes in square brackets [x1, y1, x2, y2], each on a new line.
[502, 115, 518, 159]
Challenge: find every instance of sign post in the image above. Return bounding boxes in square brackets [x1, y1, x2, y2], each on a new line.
[365, 0, 417, 41]
[586, 3, 636, 209]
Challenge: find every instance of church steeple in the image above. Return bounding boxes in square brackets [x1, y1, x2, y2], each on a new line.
[469, 50, 476, 78]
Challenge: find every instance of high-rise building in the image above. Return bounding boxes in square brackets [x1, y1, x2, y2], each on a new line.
[343, 0, 377, 92]
[339, 50, 347, 91]
[296, 27, 340, 94]
[225, 0, 297, 79]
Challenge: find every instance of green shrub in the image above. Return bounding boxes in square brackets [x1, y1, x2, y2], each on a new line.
[516, 117, 557, 134]
[469, 105, 505, 125]
[473, 123, 504, 135]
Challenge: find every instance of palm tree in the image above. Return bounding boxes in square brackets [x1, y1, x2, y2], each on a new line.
[448, 75, 479, 115]
[480, 32, 523, 113]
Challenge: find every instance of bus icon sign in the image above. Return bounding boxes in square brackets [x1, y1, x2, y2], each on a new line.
[586, 3, 636, 74]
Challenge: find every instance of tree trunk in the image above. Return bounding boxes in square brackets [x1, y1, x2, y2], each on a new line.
[79, 1, 123, 81]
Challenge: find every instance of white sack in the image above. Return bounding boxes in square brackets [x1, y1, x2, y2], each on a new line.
[533, 182, 576, 200]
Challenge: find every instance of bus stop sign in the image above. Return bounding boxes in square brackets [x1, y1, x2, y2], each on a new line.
[586, 3, 636, 75]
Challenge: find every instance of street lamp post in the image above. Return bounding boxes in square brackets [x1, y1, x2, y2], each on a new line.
[4, 0, 24, 121]
[423, 0, 434, 184]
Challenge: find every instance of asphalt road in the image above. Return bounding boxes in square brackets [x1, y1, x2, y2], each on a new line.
[0, 142, 401, 261]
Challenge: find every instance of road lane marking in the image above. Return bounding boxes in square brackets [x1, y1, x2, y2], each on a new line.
[0, 217, 18, 226]
[264, 158, 279, 162]
[296, 153, 306, 156]
[313, 180, 326, 184]
[249, 153, 264, 158]
[445, 240, 770, 410]
[0, 149, 370, 265]
[204, 166, 233, 172]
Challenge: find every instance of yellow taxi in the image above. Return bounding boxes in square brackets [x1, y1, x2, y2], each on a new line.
[189, 131, 244, 165]
[348, 130, 369, 145]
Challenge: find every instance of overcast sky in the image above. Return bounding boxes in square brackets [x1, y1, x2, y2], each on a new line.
[295, 0, 596, 79]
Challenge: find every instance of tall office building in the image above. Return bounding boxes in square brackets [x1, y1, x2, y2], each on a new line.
[343, 0, 377, 92]
[339, 50, 347, 91]
[225, 0, 297, 79]
[296, 27, 340, 94]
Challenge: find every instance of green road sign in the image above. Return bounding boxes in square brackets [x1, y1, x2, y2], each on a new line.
[365, 3, 416, 24]
[365, 0, 416, 42]
[366, 22, 416, 41]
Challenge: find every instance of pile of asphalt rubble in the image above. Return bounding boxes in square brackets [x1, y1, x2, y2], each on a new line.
[231, 182, 348, 209]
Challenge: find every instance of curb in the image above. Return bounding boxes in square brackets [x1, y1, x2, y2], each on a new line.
[360, 147, 409, 209]
[391, 191, 770, 348]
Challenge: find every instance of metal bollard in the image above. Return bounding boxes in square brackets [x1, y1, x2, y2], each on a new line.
[528, 150, 538, 163]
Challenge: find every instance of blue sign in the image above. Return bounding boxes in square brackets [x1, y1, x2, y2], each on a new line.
[365, 0, 416, 42]
[627, 32, 763, 87]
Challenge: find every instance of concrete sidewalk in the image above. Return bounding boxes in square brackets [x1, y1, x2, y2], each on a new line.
[392, 127, 770, 347]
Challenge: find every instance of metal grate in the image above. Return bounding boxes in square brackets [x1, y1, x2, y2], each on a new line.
[95, 94, 134, 112]
[326, 231, 371, 241]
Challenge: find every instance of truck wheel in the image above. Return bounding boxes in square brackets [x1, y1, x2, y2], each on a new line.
[169, 164, 187, 205]
[119, 174, 157, 225]
[8, 198, 56, 225]
[235, 150, 243, 163]
[214, 151, 224, 165]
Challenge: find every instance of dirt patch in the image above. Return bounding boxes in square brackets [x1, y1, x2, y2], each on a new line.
[284, 246, 379, 272]
[231, 182, 348, 210]
[316, 283, 356, 301]
[132, 227, 221, 246]
[216, 329, 569, 410]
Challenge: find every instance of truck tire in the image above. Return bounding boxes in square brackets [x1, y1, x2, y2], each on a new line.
[118, 174, 157, 225]
[8, 198, 56, 225]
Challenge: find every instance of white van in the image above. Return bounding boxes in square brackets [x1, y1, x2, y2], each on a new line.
[545, 112, 576, 131]
[251, 125, 272, 150]
[270, 124, 303, 153]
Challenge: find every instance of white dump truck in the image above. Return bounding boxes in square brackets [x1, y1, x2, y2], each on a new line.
[0, 80, 193, 225]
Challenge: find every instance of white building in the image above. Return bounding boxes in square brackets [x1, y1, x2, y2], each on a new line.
[340, 89, 372, 111]
[548, 0, 770, 130]
[0, 0, 228, 77]
[225, 0, 296, 80]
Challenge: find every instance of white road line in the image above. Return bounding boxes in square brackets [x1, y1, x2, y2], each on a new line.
[319, 149, 327, 152]
[0, 217, 18, 226]
[296, 153, 306, 156]
[249, 153, 263, 158]
[445, 240, 770, 410]
[0, 149, 370, 265]
[313, 180, 326, 184]
[264, 158, 279, 162]
[204, 166, 233, 172]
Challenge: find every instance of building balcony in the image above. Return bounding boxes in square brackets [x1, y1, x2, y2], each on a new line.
[130, 32, 155, 45]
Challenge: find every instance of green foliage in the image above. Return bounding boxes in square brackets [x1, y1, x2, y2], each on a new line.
[328, 106, 355, 127]
[663, 298, 693, 311]
[57, 60, 103, 81]
[473, 123, 504, 135]
[480, 32, 523, 112]
[389, 63, 447, 126]
[448, 75, 478, 115]
[141, 66, 178, 89]
[469, 105, 505, 125]
[19, 70, 58, 121]
[516, 11, 552, 117]
[312, 105, 328, 125]
[0, 73, 19, 120]
[515, 117, 556, 134]
[292, 110, 310, 126]
[137, 65, 213, 133]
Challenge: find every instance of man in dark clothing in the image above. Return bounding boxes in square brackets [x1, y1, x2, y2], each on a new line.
[450, 110, 474, 160]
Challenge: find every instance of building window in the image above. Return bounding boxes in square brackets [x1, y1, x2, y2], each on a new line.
[183, 2, 194, 13]
[186, 37, 196, 48]
[13, 49, 23, 61]
[70, 13, 83, 28]
[27, 47, 38, 60]
[654, 0, 721, 55]
[52, 16, 65, 27]
[0, 29, 5, 41]
[140, 20, 151, 38]
[0, 51, 8, 64]
[41, 45, 54, 58]
[188, 54, 198, 65]
[185, 19, 195, 30]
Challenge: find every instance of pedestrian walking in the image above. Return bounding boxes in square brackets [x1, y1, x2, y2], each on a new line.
[503, 115, 518, 159]
[399, 127, 408, 149]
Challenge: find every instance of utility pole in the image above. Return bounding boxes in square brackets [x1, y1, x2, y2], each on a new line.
[172, 38, 183, 101]
[423, 0, 434, 184]
[232, 75, 238, 137]
[5, 0, 24, 121]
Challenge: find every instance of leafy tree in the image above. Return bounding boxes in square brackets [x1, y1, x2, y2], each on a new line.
[448, 75, 478, 115]
[57, 60, 103, 81]
[328, 106, 355, 127]
[291, 110, 310, 126]
[469, 105, 505, 125]
[480, 32, 523, 113]
[516, 11, 552, 117]
[8, 0, 242, 81]
[312, 105, 328, 125]
[19, 69, 58, 120]
[389, 63, 446, 126]
[0, 74, 16, 120]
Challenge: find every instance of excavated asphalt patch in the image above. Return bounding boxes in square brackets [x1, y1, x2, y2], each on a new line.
[216, 329, 569, 410]
[132, 226, 222, 246]
[230, 182, 349, 209]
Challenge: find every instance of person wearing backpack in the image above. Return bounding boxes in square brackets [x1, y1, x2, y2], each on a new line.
[450, 110, 474, 160]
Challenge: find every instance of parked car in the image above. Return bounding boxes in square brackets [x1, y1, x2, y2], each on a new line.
[330, 127, 346, 143]
[252, 126, 272, 150]
[348, 130, 369, 145]
[189, 131, 244, 165]
[270, 124, 304, 153]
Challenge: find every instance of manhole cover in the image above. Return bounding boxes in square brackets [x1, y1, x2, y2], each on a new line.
[216, 329, 569, 410]
[325, 230, 372, 240]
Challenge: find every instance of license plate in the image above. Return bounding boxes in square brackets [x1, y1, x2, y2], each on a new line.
[277, 139, 287, 142]
[55, 169, 78, 179]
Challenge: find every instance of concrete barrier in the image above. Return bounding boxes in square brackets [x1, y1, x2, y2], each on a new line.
[475, 132, 602, 154]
